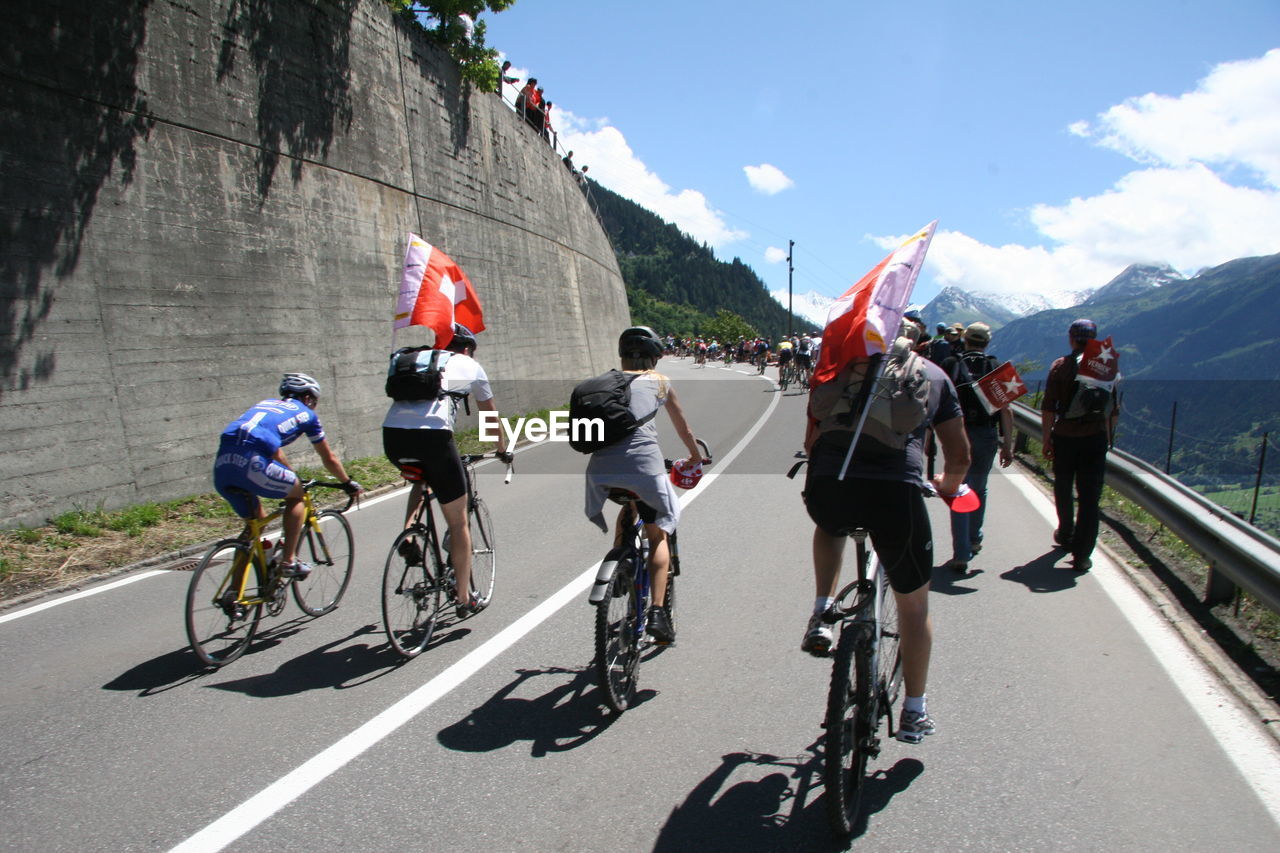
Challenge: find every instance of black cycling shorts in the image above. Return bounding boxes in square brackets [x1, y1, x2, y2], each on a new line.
[802, 475, 933, 594]
[383, 428, 468, 505]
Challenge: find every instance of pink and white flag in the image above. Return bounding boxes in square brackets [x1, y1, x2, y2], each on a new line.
[811, 221, 937, 386]
[394, 234, 485, 349]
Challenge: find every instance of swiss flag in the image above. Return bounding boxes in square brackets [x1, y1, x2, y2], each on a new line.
[811, 221, 936, 386]
[393, 234, 485, 349]
[974, 360, 1028, 414]
[1078, 336, 1119, 386]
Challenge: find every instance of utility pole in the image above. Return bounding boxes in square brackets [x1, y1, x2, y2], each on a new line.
[787, 239, 794, 340]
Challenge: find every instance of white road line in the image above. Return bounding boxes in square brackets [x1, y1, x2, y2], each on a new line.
[1004, 467, 1280, 820]
[0, 571, 169, 625]
[168, 382, 782, 853]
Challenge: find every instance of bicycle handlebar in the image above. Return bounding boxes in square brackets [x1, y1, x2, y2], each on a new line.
[302, 479, 358, 512]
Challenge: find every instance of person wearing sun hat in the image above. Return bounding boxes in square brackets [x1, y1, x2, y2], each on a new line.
[939, 322, 1014, 571]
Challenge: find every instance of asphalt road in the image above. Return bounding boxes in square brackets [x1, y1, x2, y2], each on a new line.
[2, 358, 1278, 852]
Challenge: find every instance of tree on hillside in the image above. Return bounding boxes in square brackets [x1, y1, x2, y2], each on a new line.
[388, 1, 515, 89]
[704, 310, 757, 344]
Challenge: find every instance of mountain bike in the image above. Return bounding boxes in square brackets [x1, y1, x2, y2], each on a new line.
[185, 480, 356, 668]
[822, 527, 903, 835]
[381, 452, 507, 658]
[589, 440, 711, 713]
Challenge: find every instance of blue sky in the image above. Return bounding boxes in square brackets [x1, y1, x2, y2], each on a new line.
[483, 1, 1280, 308]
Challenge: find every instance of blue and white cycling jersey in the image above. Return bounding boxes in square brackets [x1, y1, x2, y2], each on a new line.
[219, 398, 325, 456]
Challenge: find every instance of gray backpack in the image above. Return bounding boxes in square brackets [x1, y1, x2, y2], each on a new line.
[809, 337, 931, 450]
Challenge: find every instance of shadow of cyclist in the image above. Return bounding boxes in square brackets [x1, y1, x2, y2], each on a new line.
[1001, 550, 1082, 594]
[206, 623, 401, 696]
[437, 666, 616, 756]
[654, 745, 925, 850]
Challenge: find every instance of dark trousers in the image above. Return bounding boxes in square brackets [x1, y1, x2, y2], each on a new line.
[1052, 432, 1109, 559]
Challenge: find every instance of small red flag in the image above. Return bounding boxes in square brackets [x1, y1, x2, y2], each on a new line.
[974, 360, 1028, 414]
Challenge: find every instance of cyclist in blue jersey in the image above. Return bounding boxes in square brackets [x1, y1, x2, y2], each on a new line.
[213, 373, 362, 578]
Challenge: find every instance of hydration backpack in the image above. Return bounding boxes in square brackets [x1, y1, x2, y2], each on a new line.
[809, 337, 931, 451]
[567, 369, 659, 454]
[946, 350, 1000, 427]
[385, 347, 452, 401]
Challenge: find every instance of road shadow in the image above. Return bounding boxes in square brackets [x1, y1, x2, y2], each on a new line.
[1000, 550, 1083, 593]
[653, 743, 925, 850]
[206, 623, 403, 696]
[436, 667, 616, 756]
[102, 615, 314, 695]
[930, 563, 985, 595]
[103, 647, 209, 696]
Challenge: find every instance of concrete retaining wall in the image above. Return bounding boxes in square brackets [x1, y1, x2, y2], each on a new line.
[0, 0, 628, 528]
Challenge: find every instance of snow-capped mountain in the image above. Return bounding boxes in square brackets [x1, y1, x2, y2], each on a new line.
[1081, 263, 1185, 305]
[770, 288, 834, 328]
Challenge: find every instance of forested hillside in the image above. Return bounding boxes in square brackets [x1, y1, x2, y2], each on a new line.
[589, 181, 794, 339]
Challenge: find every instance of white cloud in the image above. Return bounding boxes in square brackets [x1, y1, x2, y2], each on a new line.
[915, 50, 1280, 298]
[505, 87, 748, 249]
[1074, 48, 1280, 187]
[764, 246, 789, 264]
[743, 163, 795, 195]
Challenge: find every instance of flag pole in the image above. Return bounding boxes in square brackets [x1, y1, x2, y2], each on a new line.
[837, 355, 885, 481]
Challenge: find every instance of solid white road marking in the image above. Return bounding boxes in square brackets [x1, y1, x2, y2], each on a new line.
[1004, 467, 1280, 820]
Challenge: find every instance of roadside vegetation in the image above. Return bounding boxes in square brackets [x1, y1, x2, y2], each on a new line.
[0, 424, 504, 601]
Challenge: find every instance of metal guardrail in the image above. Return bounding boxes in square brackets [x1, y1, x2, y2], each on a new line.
[1009, 401, 1280, 613]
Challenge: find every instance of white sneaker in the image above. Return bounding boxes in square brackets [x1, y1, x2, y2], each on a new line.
[279, 560, 312, 580]
[896, 709, 936, 743]
[801, 613, 833, 656]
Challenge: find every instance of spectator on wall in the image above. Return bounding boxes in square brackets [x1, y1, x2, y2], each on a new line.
[496, 60, 518, 96]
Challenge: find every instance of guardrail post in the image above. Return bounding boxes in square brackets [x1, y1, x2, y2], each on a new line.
[1204, 562, 1237, 606]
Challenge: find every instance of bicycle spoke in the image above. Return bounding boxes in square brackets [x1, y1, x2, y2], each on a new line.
[595, 564, 639, 712]
[185, 540, 262, 667]
[382, 527, 442, 658]
[292, 510, 354, 617]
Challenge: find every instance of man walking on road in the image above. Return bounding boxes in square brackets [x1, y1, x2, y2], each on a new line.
[1040, 318, 1121, 572]
[939, 322, 1014, 571]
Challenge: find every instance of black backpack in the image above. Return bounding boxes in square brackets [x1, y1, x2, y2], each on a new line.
[946, 351, 999, 427]
[567, 370, 659, 454]
[385, 347, 452, 401]
[1061, 355, 1115, 421]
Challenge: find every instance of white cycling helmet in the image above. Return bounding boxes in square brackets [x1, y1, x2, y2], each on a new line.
[279, 372, 321, 399]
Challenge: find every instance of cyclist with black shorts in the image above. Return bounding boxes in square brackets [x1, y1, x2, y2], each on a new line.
[584, 326, 708, 644]
[382, 324, 511, 616]
[796, 334, 814, 384]
[800, 321, 969, 743]
[213, 373, 363, 579]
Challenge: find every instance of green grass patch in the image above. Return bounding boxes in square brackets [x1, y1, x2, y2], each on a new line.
[51, 510, 105, 538]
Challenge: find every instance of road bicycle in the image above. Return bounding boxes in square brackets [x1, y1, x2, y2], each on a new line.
[589, 441, 711, 713]
[185, 480, 356, 668]
[821, 527, 903, 835]
[779, 360, 796, 391]
[381, 452, 507, 658]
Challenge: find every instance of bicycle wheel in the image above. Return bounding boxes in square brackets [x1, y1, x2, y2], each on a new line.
[825, 622, 878, 836]
[292, 509, 355, 617]
[664, 533, 679, 633]
[186, 539, 263, 668]
[779, 366, 789, 391]
[877, 575, 904, 720]
[467, 497, 496, 608]
[595, 558, 640, 713]
[382, 526, 444, 658]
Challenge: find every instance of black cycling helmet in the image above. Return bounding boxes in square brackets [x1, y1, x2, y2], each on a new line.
[618, 325, 663, 360]
[279, 372, 321, 399]
[448, 323, 478, 352]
